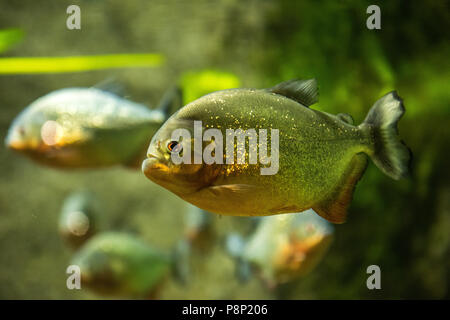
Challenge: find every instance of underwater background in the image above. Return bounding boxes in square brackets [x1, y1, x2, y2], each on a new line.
[0, 0, 448, 299]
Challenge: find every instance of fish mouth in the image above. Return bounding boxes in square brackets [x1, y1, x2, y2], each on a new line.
[142, 155, 169, 178]
[5, 132, 27, 151]
[5, 133, 52, 156]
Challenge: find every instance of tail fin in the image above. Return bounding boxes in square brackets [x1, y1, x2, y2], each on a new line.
[360, 91, 412, 180]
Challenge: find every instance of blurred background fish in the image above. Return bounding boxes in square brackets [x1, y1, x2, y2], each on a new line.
[226, 210, 334, 288]
[183, 204, 215, 253]
[59, 190, 100, 249]
[5, 86, 181, 169]
[71, 232, 186, 299]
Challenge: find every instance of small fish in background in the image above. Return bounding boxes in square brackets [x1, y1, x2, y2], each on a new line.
[143, 79, 411, 223]
[225, 210, 334, 288]
[5, 85, 182, 169]
[183, 204, 215, 252]
[71, 232, 189, 299]
[59, 190, 100, 249]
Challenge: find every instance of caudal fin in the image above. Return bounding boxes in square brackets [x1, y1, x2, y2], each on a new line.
[361, 91, 412, 180]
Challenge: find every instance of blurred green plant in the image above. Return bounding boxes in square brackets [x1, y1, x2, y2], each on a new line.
[0, 28, 24, 53]
[180, 70, 241, 104]
[0, 53, 165, 74]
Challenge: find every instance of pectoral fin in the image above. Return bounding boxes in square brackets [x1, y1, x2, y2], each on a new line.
[269, 204, 301, 214]
[187, 184, 263, 216]
[205, 184, 259, 198]
[92, 78, 125, 97]
[313, 154, 368, 224]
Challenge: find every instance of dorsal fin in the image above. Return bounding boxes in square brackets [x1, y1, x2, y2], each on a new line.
[92, 78, 125, 97]
[156, 85, 183, 119]
[268, 79, 318, 107]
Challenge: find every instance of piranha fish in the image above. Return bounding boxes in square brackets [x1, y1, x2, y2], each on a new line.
[142, 79, 411, 223]
[225, 210, 334, 287]
[59, 190, 100, 249]
[5, 86, 181, 169]
[71, 232, 177, 298]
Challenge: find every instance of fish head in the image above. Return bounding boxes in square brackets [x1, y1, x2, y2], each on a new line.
[142, 114, 219, 196]
[76, 251, 123, 294]
[59, 210, 92, 248]
[5, 100, 70, 157]
[6, 99, 89, 166]
[5, 107, 46, 153]
[71, 236, 128, 294]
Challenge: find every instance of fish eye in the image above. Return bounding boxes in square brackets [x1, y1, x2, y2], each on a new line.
[167, 141, 182, 154]
[18, 127, 25, 136]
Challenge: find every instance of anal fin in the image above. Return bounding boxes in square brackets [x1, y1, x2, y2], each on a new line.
[313, 154, 368, 224]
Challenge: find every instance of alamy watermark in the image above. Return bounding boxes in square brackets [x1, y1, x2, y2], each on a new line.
[168, 121, 279, 175]
[66, 265, 81, 290]
[366, 5, 381, 30]
[66, 5, 81, 30]
[366, 265, 381, 289]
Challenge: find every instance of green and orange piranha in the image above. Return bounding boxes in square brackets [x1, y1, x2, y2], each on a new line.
[71, 232, 190, 298]
[142, 79, 411, 223]
[71, 232, 171, 298]
[5, 86, 181, 169]
[225, 210, 334, 287]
